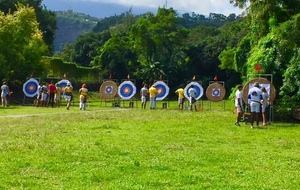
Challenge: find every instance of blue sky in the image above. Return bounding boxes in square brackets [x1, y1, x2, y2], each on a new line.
[42, 0, 245, 18]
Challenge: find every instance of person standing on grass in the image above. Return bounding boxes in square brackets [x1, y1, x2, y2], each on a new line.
[36, 83, 42, 107]
[247, 82, 263, 129]
[63, 82, 73, 110]
[54, 83, 61, 108]
[79, 84, 91, 110]
[149, 84, 157, 109]
[1, 82, 10, 107]
[41, 83, 48, 107]
[234, 84, 244, 126]
[261, 87, 270, 126]
[48, 81, 56, 108]
[175, 85, 185, 110]
[140, 84, 148, 109]
[188, 85, 197, 111]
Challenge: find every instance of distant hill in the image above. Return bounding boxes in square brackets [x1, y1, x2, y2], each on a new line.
[54, 10, 100, 52]
[43, 0, 157, 19]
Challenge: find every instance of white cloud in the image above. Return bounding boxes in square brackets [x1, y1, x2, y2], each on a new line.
[72, 0, 244, 15]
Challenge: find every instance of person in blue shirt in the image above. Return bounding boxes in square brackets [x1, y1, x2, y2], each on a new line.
[247, 82, 263, 129]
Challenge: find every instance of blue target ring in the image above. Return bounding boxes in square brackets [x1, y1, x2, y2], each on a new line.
[105, 86, 114, 94]
[212, 88, 221, 97]
[118, 81, 136, 100]
[153, 81, 169, 100]
[23, 78, 39, 97]
[184, 82, 204, 100]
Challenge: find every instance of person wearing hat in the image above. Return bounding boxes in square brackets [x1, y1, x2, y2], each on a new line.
[149, 84, 157, 109]
[247, 82, 263, 128]
[79, 83, 91, 110]
[63, 82, 73, 110]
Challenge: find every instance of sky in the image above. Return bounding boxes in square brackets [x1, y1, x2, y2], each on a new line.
[42, 0, 245, 18]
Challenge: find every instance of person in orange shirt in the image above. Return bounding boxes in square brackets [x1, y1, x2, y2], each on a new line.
[175, 85, 185, 110]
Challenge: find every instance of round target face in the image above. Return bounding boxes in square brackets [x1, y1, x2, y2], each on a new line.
[153, 81, 169, 100]
[205, 82, 226, 102]
[23, 78, 39, 97]
[99, 80, 118, 99]
[118, 81, 136, 100]
[212, 88, 221, 97]
[184, 82, 204, 100]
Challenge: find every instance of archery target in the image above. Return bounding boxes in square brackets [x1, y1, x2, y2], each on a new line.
[184, 82, 204, 100]
[153, 81, 169, 100]
[99, 80, 118, 99]
[23, 78, 39, 98]
[205, 82, 226, 102]
[118, 81, 136, 100]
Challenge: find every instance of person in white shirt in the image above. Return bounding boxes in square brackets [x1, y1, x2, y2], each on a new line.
[247, 82, 263, 128]
[188, 85, 197, 111]
[234, 84, 244, 126]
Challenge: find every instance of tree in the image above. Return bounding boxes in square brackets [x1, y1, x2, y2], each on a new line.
[0, 4, 47, 83]
[0, 0, 56, 53]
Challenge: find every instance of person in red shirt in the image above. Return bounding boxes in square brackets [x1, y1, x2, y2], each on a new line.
[48, 81, 56, 108]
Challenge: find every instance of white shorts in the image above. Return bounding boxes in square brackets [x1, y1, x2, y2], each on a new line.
[250, 101, 260, 113]
[65, 95, 72, 102]
[141, 96, 147, 103]
[261, 104, 268, 113]
[189, 97, 196, 105]
[178, 98, 184, 104]
[54, 95, 60, 101]
[41, 93, 48, 101]
[236, 106, 243, 113]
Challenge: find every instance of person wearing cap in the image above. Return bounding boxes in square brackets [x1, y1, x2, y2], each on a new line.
[140, 84, 148, 109]
[79, 84, 91, 110]
[63, 82, 73, 110]
[234, 84, 244, 126]
[247, 82, 263, 128]
[54, 83, 61, 108]
[188, 85, 197, 111]
[149, 84, 157, 109]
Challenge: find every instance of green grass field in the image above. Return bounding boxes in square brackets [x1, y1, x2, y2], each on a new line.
[0, 98, 299, 189]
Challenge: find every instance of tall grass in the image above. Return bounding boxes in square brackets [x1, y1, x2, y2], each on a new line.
[0, 99, 299, 189]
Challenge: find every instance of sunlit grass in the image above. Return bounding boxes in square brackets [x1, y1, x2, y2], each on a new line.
[0, 98, 299, 189]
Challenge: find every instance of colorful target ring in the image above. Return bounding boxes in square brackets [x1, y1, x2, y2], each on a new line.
[23, 78, 39, 97]
[205, 82, 226, 102]
[118, 81, 136, 100]
[153, 81, 169, 100]
[184, 82, 204, 100]
[99, 80, 118, 99]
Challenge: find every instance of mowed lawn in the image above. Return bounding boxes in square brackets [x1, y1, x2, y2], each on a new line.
[0, 100, 299, 189]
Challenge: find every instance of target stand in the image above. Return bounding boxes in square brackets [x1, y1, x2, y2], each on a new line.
[153, 80, 170, 109]
[206, 81, 226, 110]
[99, 79, 120, 107]
[119, 79, 138, 108]
[22, 77, 40, 105]
[184, 81, 204, 111]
